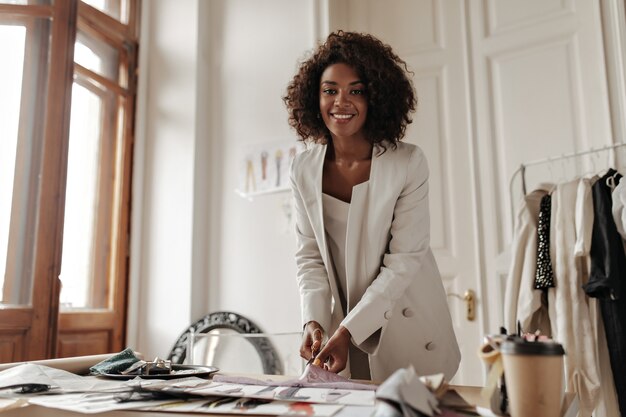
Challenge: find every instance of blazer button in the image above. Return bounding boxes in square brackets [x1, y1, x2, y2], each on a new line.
[384, 310, 392, 320]
[425, 342, 435, 351]
[402, 308, 414, 318]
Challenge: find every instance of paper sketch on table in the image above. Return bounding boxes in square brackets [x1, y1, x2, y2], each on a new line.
[141, 398, 344, 416]
[141, 379, 376, 407]
[213, 363, 377, 391]
[27, 392, 176, 414]
[237, 140, 303, 198]
[0, 364, 372, 415]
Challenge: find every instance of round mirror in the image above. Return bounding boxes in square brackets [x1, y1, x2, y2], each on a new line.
[193, 328, 265, 374]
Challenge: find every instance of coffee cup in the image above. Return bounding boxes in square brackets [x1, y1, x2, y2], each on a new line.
[500, 339, 565, 417]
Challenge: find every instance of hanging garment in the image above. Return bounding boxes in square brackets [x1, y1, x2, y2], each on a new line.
[611, 179, 626, 240]
[586, 170, 625, 298]
[504, 184, 553, 335]
[549, 178, 600, 417]
[574, 177, 620, 417]
[586, 169, 626, 416]
[535, 194, 555, 289]
[589, 297, 622, 417]
[574, 177, 595, 266]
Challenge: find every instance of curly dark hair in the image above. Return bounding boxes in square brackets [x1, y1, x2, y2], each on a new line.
[284, 30, 416, 146]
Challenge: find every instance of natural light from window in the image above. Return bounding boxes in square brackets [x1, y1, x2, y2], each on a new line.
[59, 42, 103, 309]
[0, 25, 26, 301]
[81, 0, 128, 24]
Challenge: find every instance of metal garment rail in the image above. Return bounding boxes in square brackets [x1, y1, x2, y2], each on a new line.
[508, 142, 626, 231]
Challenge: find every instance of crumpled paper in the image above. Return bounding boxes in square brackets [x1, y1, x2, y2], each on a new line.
[375, 366, 439, 417]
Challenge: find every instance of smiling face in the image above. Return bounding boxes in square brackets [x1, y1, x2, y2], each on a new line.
[319, 63, 368, 142]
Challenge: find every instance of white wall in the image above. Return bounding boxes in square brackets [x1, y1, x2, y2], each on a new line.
[130, 0, 318, 358]
[207, 0, 314, 333]
[129, 0, 198, 358]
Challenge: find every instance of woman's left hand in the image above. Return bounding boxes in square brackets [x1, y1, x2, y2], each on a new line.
[315, 326, 351, 373]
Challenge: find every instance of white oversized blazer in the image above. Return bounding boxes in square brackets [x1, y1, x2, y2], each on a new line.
[291, 141, 461, 382]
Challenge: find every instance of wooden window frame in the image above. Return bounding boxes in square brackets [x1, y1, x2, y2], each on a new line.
[0, 0, 139, 361]
[56, 0, 138, 357]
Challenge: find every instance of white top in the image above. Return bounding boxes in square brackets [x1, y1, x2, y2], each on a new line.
[322, 181, 370, 316]
[322, 181, 372, 379]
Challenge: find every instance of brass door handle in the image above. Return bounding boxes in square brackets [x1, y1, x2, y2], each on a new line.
[447, 289, 476, 321]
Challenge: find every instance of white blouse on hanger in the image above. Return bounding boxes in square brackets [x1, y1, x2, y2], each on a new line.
[550, 178, 599, 417]
[611, 179, 626, 240]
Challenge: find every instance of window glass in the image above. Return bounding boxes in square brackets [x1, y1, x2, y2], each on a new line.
[0, 25, 25, 301]
[59, 83, 103, 310]
[75, 30, 122, 87]
[0, 17, 50, 307]
[0, 1, 52, 5]
[80, 0, 128, 24]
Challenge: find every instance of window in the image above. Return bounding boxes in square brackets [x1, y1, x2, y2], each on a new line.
[0, 0, 139, 361]
[0, 25, 26, 298]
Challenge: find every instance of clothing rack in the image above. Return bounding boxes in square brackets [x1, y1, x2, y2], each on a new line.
[509, 142, 626, 230]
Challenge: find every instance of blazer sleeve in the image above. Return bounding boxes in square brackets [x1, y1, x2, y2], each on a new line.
[341, 146, 432, 350]
[290, 156, 333, 333]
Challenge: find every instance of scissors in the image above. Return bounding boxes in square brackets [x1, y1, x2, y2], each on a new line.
[306, 328, 323, 366]
[306, 348, 319, 366]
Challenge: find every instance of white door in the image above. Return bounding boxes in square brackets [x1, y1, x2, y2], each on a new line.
[327, 0, 613, 385]
[468, 0, 612, 334]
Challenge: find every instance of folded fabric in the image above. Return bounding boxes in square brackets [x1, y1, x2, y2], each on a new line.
[89, 348, 140, 375]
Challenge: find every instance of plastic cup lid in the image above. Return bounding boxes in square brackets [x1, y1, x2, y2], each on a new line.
[500, 340, 565, 356]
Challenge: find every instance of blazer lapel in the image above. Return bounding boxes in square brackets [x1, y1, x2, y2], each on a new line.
[302, 144, 327, 266]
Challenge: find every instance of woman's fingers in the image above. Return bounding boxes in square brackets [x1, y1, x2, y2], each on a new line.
[314, 328, 350, 372]
[311, 327, 323, 353]
[300, 322, 325, 360]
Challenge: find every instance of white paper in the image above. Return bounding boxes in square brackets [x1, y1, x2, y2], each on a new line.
[475, 406, 498, 416]
[213, 365, 378, 391]
[0, 364, 59, 390]
[0, 353, 115, 374]
[141, 398, 344, 416]
[157, 381, 376, 406]
[28, 392, 176, 414]
[334, 405, 376, 417]
[0, 364, 372, 415]
[0, 364, 130, 393]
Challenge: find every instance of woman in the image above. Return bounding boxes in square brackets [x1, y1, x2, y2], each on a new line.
[284, 31, 460, 382]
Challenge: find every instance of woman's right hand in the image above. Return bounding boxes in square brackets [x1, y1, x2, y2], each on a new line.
[300, 321, 324, 362]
